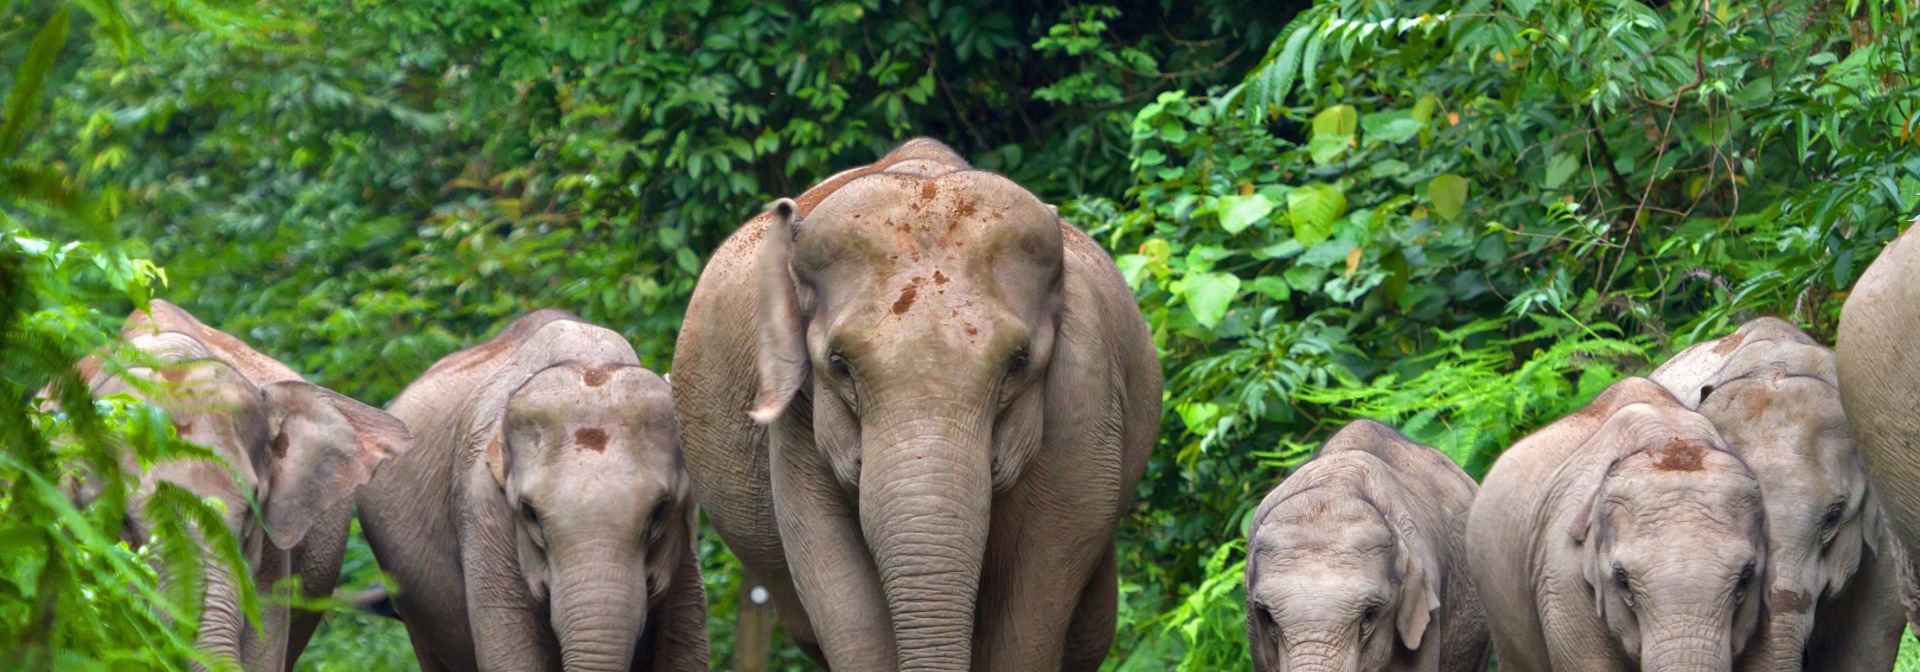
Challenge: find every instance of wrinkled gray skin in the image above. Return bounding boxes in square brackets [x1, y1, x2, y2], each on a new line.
[1245, 420, 1489, 672]
[1839, 223, 1920, 641]
[672, 138, 1161, 671]
[1652, 318, 1906, 671]
[73, 301, 409, 671]
[1468, 377, 1769, 672]
[355, 310, 708, 672]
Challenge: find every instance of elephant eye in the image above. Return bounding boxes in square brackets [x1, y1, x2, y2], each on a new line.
[1612, 564, 1630, 591]
[828, 351, 852, 377]
[521, 500, 547, 549]
[1822, 501, 1846, 529]
[1006, 352, 1030, 376]
[1360, 602, 1382, 622]
[1251, 601, 1276, 626]
[649, 500, 671, 529]
[1737, 562, 1756, 590]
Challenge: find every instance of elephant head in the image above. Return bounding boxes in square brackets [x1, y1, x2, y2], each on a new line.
[1694, 348, 1879, 670]
[1246, 478, 1439, 672]
[1569, 404, 1769, 672]
[490, 362, 690, 670]
[748, 151, 1064, 667]
[92, 332, 407, 666]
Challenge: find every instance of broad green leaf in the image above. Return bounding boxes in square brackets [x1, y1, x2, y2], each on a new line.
[1544, 153, 1580, 189]
[1311, 104, 1358, 137]
[1216, 194, 1275, 234]
[1246, 276, 1291, 301]
[1181, 271, 1240, 329]
[1428, 174, 1470, 221]
[1308, 134, 1351, 166]
[1287, 184, 1347, 247]
[1360, 110, 1422, 144]
[1177, 401, 1222, 433]
[1283, 266, 1326, 292]
[1411, 95, 1438, 124]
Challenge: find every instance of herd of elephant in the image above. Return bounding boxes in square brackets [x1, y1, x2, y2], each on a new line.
[64, 136, 1920, 672]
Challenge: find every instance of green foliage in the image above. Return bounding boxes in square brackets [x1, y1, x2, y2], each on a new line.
[1, 184, 248, 672]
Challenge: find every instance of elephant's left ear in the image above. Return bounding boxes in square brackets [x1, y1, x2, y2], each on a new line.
[260, 381, 411, 549]
[750, 198, 810, 425]
[1391, 513, 1441, 651]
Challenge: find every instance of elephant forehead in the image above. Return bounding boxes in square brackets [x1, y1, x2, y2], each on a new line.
[797, 172, 1061, 272]
[1606, 469, 1762, 527]
[1256, 496, 1393, 552]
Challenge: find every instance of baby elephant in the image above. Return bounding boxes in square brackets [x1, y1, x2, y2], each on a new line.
[1468, 377, 1769, 672]
[1245, 420, 1489, 672]
[356, 310, 708, 671]
[1651, 317, 1907, 671]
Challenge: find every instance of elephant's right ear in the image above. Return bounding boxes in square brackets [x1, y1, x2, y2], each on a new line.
[1566, 479, 1605, 544]
[750, 198, 809, 425]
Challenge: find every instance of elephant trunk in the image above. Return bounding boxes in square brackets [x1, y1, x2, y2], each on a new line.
[1282, 633, 1357, 672]
[860, 411, 991, 672]
[189, 554, 246, 671]
[1642, 616, 1732, 672]
[551, 556, 649, 671]
[1759, 579, 1817, 672]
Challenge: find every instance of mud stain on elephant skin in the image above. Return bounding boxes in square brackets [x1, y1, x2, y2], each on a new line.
[893, 282, 920, 315]
[1771, 585, 1813, 614]
[1713, 331, 1748, 355]
[1653, 439, 1705, 471]
[581, 366, 611, 387]
[575, 427, 609, 453]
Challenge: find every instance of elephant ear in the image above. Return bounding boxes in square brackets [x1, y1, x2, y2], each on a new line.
[1390, 512, 1441, 651]
[749, 198, 810, 425]
[1566, 479, 1612, 618]
[260, 381, 410, 549]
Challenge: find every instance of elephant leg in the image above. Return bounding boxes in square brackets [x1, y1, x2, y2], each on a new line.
[407, 622, 450, 672]
[1060, 546, 1118, 672]
[282, 498, 353, 671]
[1807, 546, 1906, 672]
[767, 412, 894, 670]
[646, 518, 712, 672]
[974, 452, 1118, 670]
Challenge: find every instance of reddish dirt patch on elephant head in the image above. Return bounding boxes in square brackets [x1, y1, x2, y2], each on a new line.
[893, 284, 919, 315]
[921, 181, 940, 201]
[933, 270, 949, 285]
[1652, 439, 1705, 471]
[1771, 585, 1812, 614]
[574, 427, 609, 453]
[1712, 331, 1748, 355]
[581, 367, 611, 387]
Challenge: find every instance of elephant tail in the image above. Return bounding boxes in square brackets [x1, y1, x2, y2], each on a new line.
[343, 586, 402, 621]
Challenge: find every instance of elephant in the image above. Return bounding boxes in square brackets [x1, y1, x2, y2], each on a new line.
[74, 300, 409, 671]
[354, 309, 709, 671]
[1467, 376, 1770, 672]
[1244, 419, 1489, 672]
[671, 137, 1161, 671]
[1652, 318, 1906, 670]
[1840, 225, 1920, 613]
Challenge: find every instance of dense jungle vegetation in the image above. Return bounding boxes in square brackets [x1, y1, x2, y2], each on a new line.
[5, 0, 1920, 669]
